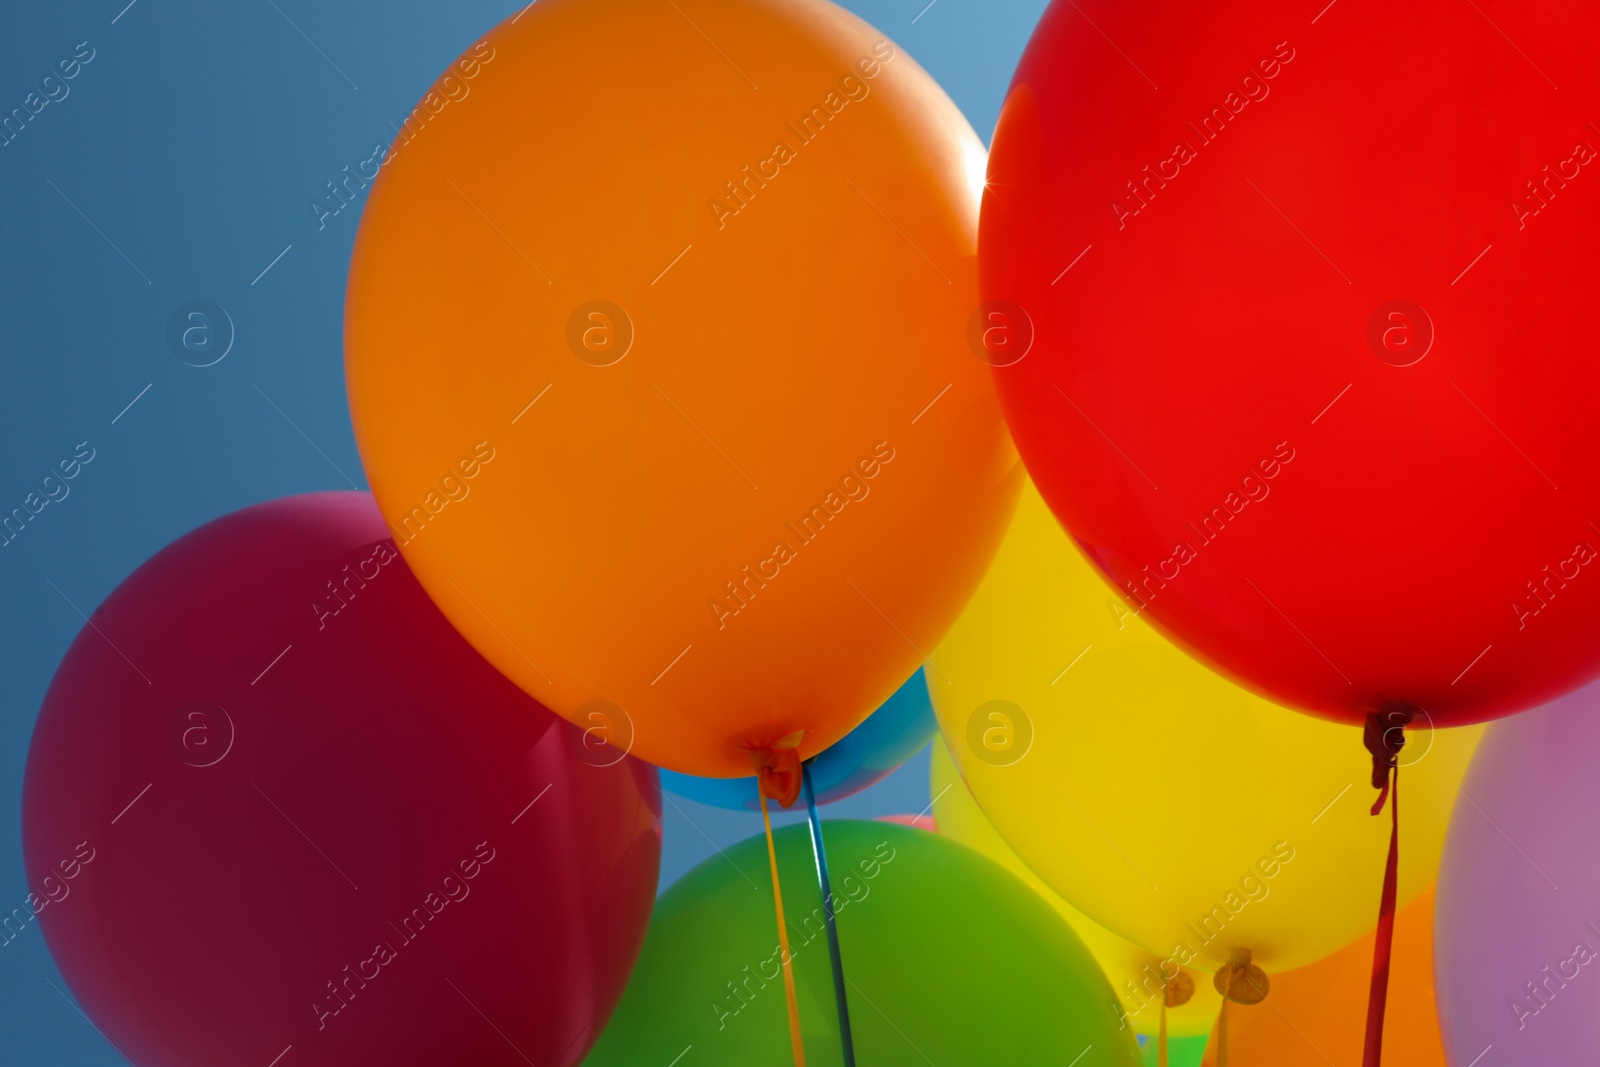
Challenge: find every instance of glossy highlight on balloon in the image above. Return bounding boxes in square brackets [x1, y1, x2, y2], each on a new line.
[982, 0, 1600, 725]
[345, 0, 1020, 778]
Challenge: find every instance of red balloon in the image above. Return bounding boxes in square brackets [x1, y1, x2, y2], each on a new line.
[983, 0, 1600, 726]
[22, 493, 659, 1067]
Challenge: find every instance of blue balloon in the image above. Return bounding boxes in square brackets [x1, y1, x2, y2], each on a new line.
[660, 670, 935, 810]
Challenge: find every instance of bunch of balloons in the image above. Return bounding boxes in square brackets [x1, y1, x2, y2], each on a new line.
[969, 0, 1600, 1061]
[23, 0, 1600, 1063]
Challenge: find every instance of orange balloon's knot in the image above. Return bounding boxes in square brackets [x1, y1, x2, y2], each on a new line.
[1364, 703, 1413, 813]
[749, 730, 805, 808]
[1212, 949, 1269, 1005]
[1164, 968, 1195, 1008]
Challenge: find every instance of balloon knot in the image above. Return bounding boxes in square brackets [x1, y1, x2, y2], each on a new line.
[1213, 948, 1269, 1005]
[750, 730, 805, 808]
[1164, 968, 1195, 1008]
[1364, 703, 1413, 813]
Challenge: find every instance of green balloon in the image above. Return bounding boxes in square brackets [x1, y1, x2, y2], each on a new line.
[586, 821, 1141, 1066]
[1141, 1033, 1208, 1067]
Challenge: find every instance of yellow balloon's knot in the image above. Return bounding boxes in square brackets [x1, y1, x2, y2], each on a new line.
[1163, 968, 1195, 1008]
[1213, 949, 1269, 1005]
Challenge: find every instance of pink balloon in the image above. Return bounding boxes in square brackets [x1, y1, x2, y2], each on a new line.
[1435, 680, 1600, 1064]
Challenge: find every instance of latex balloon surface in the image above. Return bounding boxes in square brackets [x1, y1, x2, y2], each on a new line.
[983, 0, 1600, 725]
[1200, 888, 1446, 1066]
[346, 0, 1019, 777]
[22, 493, 660, 1067]
[1148, 1036, 1208, 1067]
[585, 821, 1141, 1066]
[928, 480, 1481, 972]
[1435, 681, 1600, 1064]
[931, 739, 1221, 1042]
[662, 670, 935, 809]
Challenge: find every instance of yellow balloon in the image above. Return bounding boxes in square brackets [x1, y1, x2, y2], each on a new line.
[931, 738, 1221, 1041]
[927, 480, 1482, 975]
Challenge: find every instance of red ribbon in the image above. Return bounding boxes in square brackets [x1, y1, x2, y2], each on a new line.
[1361, 705, 1410, 1067]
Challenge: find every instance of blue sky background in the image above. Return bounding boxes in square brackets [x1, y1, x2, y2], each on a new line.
[0, 0, 1047, 1059]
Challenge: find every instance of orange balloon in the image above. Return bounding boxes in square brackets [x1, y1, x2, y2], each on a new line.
[1201, 887, 1446, 1067]
[344, 0, 1018, 777]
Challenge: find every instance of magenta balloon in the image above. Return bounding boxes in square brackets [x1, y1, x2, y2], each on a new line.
[21, 492, 661, 1067]
[1435, 680, 1600, 1064]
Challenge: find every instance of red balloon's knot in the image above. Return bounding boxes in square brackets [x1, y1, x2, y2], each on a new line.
[1363, 704, 1414, 790]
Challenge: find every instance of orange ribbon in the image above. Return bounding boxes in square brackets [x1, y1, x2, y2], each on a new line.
[754, 730, 807, 1065]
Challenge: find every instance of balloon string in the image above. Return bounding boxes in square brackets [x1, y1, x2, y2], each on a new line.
[1362, 763, 1401, 1067]
[1216, 996, 1228, 1067]
[802, 761, 857, 1067]
[1158, 998, 1168, 1067]
[761, 792, 808, 1067]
